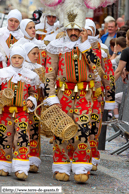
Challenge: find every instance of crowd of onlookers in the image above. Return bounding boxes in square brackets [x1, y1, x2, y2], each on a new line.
[97, 15, 129, 119]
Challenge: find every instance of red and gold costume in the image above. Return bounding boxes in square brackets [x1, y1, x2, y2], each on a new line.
[23, 55, 45, 170]
[88, 40, 115, 168]
[41, 0, 116, 183]
[44, 37, 114, 176]
[0, 64, 39, 176]
[36, 15, 59, 41]
[35, 15, 59, 66]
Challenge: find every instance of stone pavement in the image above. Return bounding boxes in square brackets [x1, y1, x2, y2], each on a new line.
[0, 126, 129, 194]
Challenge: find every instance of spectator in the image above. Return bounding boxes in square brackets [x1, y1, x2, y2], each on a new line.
[99, 28, 105, 38]
[120, 25, 129, 32]
[98, 23, 105, 38]
[111, 37, 126, 69]
[109, 92, 123, 119]
[101, 20, 117, 55]
[117, 31, 126, 38]
[85, 19, 96, 36]
[125, 19, 129, 26]
[96, 28, 99, 36]
[110, 38, 116, 55]
[101, 20, 117, 48]
[113, 92, 123, 119]
[116, 17, 125, 29]
[104, 15, 115, 33]
[114, 29, 129, 81]
[122, 15, 125, 20]
[95, 22, 100, 30]
[112, 37, 126, 119]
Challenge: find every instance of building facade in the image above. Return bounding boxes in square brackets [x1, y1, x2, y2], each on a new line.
[5, 0, 44, 17]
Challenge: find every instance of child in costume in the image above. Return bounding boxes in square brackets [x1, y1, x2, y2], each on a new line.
[35, 6, 59, 41]
[13, 19, 46, 67]
[0, 9, 23, 68]
[0, 46, 39, 180]
[23, 42, 45, 172]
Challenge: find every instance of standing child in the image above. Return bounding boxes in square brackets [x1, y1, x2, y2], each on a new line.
[13, 19, 46, 67]
[0, 46, 39, 180]
[0, 9, 23, 68]
[23, 42, 45, 172]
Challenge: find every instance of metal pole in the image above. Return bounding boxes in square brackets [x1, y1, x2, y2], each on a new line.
[98, 110, 108, 150]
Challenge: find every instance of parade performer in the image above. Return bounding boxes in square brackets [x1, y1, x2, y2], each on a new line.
[44, 0, 109, 183]
[0, 9, 23, 68]
[36, 7, 59, 41]
[85, 19, 96, 36]
[85, 19, 115, 171]
[23, 42, 45, 172]
[13, 19, 46, 67]
[0, 46, 39, 180]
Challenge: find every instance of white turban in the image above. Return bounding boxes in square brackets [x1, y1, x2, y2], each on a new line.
[20, 19, 34, 39]
[7, 9, 22, 23]
[85, 19, 96, 36]
[23, 42, 39, 62]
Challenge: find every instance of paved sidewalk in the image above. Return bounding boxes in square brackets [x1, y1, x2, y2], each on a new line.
[0, 126, 129, 194]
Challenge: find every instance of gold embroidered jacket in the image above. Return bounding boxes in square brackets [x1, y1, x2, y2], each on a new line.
[44, 39, 115, 107]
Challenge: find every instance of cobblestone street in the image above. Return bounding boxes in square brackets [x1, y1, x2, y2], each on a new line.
[0, 126, 129, 194]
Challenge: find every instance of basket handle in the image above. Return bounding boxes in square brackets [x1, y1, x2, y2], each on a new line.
[34, 102, 45, 121]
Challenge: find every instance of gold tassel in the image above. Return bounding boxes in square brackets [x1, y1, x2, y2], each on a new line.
[79, 52, 82, 60]
[12, 111, 16, 118]
[27, 108, 30, 114]
[74, 84, 78, 93]
[102, 92, 105, 97]
[0, 108, 2, 114]
[93, 87, 96, 91]
[61, 83, 65, 91]
[9, 44, 13, 48]
[86, 84, 89, 91]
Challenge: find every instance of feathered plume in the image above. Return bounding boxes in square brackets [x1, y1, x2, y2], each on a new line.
[40, 0, 117, 9]
[40, 0, 65, 7]
[63, 0, 88, 29]
[84, 0, 117, 10]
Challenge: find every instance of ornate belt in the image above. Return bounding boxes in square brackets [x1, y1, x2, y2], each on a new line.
[56, 80, 95, 92]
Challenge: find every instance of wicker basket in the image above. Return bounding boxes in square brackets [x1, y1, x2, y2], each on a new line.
[2, 88, 14, 106]
[0, 89, 14, 114]
[36, 103, 53, 137]
[34, 102, 78, 140]
[34, 67, 45, 84]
